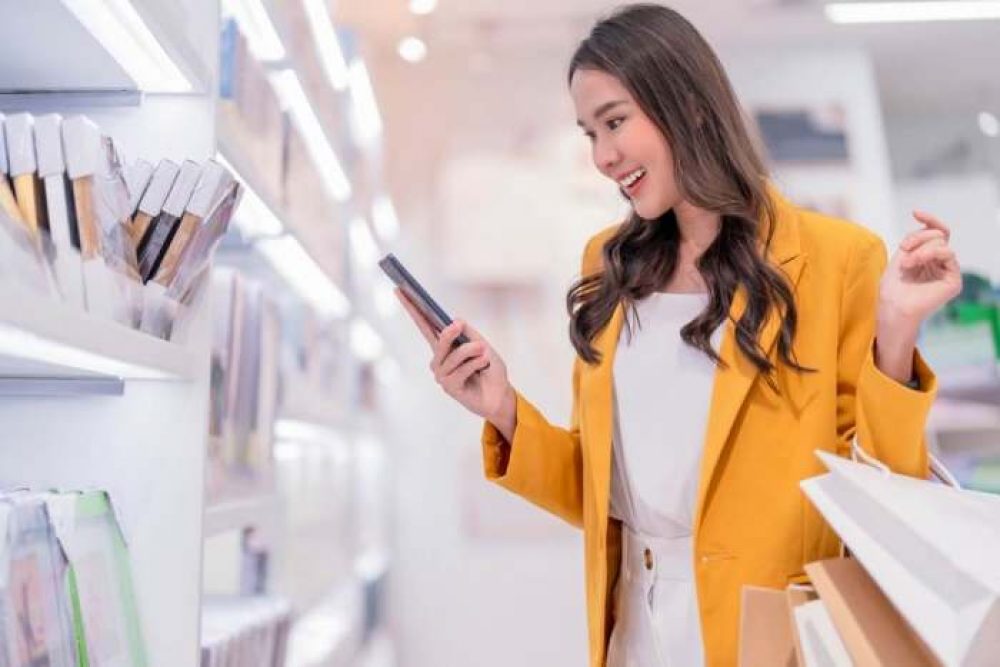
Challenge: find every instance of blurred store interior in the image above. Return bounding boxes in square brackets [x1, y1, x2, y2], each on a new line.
[0, 0, 998, 665]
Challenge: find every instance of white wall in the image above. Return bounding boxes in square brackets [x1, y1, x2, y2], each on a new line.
[724, 48, 898, 243]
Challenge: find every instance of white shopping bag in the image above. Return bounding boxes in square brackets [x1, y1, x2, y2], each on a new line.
[801, 445, 1000, 667]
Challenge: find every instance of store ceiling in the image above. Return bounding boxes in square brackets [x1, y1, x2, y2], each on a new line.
[331, 0, 1000, 246]
[336, 0, 1000, 115]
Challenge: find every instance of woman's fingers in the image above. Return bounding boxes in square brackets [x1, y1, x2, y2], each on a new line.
[912, 210, 952, 241]
[444, 353, 491, 392]
[438, 341, 485, 377]
[901, 242, 956, 272]
[396, 289, 438, 345]
[431, 320, 468, 369]
[899, 228, 946, 252]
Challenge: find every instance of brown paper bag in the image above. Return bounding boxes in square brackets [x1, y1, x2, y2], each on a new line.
[805, 558, 940, 667]
[739, 586, 798, 667]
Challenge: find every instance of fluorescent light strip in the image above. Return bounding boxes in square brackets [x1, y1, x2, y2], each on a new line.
[825, 1, 1000, 23]
[374, 279, 399, 318]
[979, 111, 999, 138]
[221, 0, 286, 60]
[350, 318, 383, 361]
[215, 154, 284, 237]
[0, 324, 172, 380]
[270, 69, 352, 201]
[257, 236, 351, 318]
[62, 0, 193, 92]
[349, 217, 380, 268]
[302, 0, 350, 90]
[274, 418, 347, 445]
[371, 195, 400, 241]
[348, 60, 383, 146]
[409, 0, 438, 15]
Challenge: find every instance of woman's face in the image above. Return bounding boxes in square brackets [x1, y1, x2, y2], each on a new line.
[570, 68, 680, 220]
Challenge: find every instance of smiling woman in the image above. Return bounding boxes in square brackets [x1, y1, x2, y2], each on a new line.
[396, 3, 962, 667]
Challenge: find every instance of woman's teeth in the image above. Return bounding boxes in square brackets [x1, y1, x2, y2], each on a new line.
[619, 168, 646, 188]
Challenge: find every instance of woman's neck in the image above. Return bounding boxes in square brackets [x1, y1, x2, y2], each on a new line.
[674, 200, 722, 258]
[658, 201, 722, 293]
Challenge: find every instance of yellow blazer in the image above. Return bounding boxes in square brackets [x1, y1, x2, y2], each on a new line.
[481, 192, 937, 666]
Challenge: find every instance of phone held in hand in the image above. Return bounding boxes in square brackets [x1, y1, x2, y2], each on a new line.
[379, 253, 471, 348]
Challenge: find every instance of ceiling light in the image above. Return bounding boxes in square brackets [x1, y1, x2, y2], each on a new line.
[348, 60, 383, 146]
[302, 0, 350, 90]
[374, 279, 399, 318]
[350, 319, 384, 361]
[979, 111, 1000, 138]
[371, 195, 400, 241]
[269, 69, 352, 201]
[825, 1, 1000, 24]
[257, 236, 351, 318]
[220, 0, 286, 61]
[409, 0, 438, 15]
[61, 0, 193, 92]
[349, 217, 380, 268]
[397, 36, 428, 63]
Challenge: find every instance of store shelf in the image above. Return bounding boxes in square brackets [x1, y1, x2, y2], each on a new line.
[936, 364, 1000, 405]
[203, 492, 280, 537]
[285, 581, 365, 667]
[0, 283, 200, 381]
[928, 399, 1000, 434]
[0, 0, 211, 93]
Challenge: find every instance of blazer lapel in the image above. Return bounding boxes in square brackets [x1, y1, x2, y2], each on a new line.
[693, 200, 807, 531]
[580, 302, 624, 534]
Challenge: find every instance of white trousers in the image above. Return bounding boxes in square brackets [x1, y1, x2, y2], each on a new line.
[606, 526, 705, 667]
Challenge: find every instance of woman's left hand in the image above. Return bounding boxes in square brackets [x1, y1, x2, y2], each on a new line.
[874, 211, 962, 384]
[879, 211, 962, 328]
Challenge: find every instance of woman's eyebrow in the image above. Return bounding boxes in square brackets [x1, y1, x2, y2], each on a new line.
[576, 99, 629, 127]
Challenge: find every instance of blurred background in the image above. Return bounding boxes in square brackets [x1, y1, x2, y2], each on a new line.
[2, 1, 999, 666]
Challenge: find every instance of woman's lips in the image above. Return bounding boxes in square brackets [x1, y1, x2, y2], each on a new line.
[623, 170, 646, 197]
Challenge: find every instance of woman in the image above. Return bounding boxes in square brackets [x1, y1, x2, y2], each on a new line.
[397, 4, 961, 666]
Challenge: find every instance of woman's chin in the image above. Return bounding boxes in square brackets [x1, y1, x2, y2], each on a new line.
[632, 199, 669, 221]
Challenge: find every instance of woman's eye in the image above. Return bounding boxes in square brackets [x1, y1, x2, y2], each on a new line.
[582, 131, 596, 141]
[607, 117, 624, 130]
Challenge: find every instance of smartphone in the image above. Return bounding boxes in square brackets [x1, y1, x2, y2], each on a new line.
[379, 253, 471, 348]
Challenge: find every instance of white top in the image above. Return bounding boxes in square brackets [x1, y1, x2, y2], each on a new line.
[610, 291, 723, 536]
[607, 291, 724, 667]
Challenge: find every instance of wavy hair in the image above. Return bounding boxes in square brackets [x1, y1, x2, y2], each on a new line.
[566, 3, 810, 382]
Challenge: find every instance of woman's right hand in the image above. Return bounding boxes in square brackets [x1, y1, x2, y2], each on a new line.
[395, 289, 517, 440]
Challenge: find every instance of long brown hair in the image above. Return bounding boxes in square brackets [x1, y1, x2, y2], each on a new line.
[567, 3, 809, 381]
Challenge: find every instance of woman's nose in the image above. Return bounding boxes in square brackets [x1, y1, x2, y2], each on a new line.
[593, 138, 622, 175]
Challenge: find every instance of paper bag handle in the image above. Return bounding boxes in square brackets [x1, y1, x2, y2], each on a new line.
[850, 438, 960, 489]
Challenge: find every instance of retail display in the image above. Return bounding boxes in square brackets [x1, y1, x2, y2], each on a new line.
[200, 595, 291, 667]
[0, 490, 146, 667]
[0, 113, 242, 340]
[207, 269, 281, 499]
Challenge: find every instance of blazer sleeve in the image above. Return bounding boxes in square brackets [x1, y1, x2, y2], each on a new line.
[478, 235, 608, 529]
[836, 233, 936, 478]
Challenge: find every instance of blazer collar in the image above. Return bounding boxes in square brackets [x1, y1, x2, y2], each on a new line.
[581, 190, 808, 535]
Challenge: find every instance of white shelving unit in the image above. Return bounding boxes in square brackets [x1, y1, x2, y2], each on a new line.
[0, 1, 220, 665]
[3, 2, 397, 664]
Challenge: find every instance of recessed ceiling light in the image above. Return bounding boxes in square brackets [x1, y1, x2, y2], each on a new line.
[409, 0, 438, 15]
[979, 111, 999, 138]
[398, 36, 428, 63]
[825, 1, 1000, 24]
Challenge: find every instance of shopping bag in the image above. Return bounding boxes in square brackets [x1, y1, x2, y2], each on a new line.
[805, 557, 939, 666]
[792, 597, 853, 667]
[801, 448, 1000, 666]
[738, 586, 797, 667]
